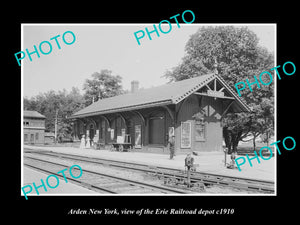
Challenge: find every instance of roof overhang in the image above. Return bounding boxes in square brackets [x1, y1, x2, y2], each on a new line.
[215, 75, 251, 113]
[171, 73, 250, 113]
[70, 99, 173, 119]
[70, 73, 250, 119]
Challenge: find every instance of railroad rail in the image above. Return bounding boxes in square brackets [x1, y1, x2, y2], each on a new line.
[24, 148, 275, 193]
[24, 155, 190, 194]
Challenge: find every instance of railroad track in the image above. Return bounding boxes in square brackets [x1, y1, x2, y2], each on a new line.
[24, 155, 190, 194]
[24, 148, 275, 193]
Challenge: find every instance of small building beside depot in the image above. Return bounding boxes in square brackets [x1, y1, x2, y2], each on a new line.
[23, 110, 46, 144]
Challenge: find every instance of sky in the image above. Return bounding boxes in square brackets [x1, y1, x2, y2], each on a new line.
[22, 24, 275, 98]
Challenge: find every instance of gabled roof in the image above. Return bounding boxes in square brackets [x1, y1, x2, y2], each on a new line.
[24, 110, 46, 119]
[71, 73, 250, 118]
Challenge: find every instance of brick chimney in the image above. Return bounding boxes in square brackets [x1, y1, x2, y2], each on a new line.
[131, 80, 139, 93]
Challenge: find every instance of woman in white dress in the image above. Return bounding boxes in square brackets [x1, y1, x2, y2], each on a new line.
[85, 135, 91, 148]
[80, 135, 86, 149]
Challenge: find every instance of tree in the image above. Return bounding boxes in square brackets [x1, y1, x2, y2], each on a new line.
[83, 69, 123, 106]
[248, 97, 274, 148]
[23, 69, 125, 141]
[165, 26, 274, 151]
[222, 112, 252, 153]
[165, 26, 274, 103]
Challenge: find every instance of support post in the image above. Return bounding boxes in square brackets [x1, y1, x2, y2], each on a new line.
[187, 167, 191, 188]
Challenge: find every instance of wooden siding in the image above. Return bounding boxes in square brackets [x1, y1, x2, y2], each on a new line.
[176, 95, 223, 152]
[194, 97, 223, 151]
[23, 116, 45, 144]
[74, 96, 224, 152]
[24, 128, 45, 144]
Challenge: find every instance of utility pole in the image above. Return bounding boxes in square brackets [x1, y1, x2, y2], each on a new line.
[54, 108, 58, 144]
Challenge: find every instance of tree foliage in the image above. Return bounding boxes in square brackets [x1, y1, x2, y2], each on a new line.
[83, 69, 123, 106]
[24, 87, 85, 137]
[165, 26, 275, 150]
[24, 69, 124, 139]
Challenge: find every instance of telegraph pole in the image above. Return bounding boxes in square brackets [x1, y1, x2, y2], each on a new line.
[54, 109, 58, 144]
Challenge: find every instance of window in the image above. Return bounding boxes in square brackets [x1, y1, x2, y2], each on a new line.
[24, 134, 28, 142]
[35, 133, 39, 141]
[195, 120, 205, 141]
[23, 121, 29, 126]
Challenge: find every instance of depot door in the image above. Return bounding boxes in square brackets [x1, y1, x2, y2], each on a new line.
[149, 117, 164, 145]
[89, 124, 95, 140]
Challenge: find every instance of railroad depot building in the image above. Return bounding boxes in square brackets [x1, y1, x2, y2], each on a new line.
[70, 73, 250, 152]
[23, 110, 46, 144]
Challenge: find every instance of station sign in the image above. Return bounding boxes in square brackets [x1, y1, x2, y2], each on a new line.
[207, 90, 224, 98]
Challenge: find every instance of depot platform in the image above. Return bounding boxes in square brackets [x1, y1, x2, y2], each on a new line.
[23, 145, 275, 182]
